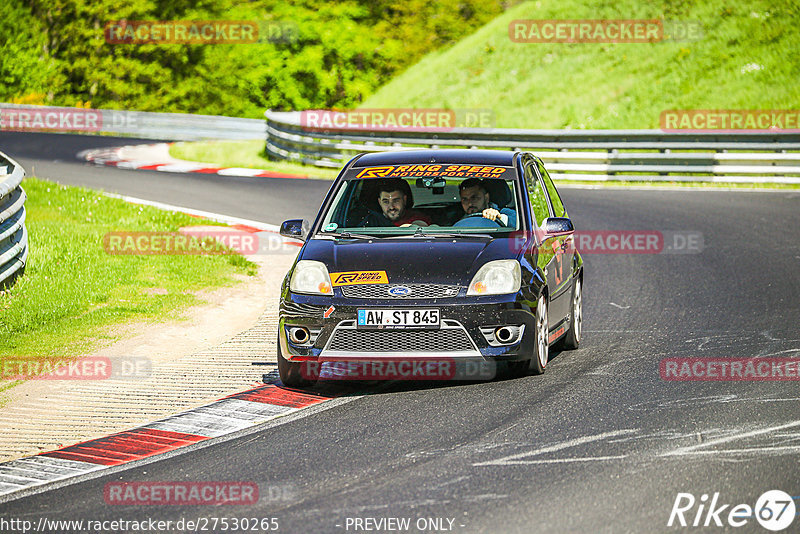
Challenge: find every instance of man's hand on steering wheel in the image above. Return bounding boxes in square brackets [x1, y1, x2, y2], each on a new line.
[482, 208, 501, 222]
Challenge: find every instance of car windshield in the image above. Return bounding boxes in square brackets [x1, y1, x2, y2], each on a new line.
[318, 164, 521, 236]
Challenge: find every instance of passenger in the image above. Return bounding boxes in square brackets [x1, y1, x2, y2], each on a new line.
[376, 178, 432, 227]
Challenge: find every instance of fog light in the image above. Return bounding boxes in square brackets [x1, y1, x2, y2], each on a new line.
[480, 325, 525, 347]
[288, 327, 310, 345]
[495, 326, 514, 343]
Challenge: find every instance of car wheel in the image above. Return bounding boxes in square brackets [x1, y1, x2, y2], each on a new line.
[558, 277, 582, 350]
[277, 337, 315, 388]
[529, 294, 549, 375]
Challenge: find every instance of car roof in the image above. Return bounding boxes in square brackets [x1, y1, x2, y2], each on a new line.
[351, 149, 518, 168]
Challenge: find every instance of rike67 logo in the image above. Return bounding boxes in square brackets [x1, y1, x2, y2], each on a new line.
[668, 490, 796, 531]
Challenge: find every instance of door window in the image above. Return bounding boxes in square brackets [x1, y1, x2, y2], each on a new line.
[537, 160, 566, 218]
[524, 161, 550, 225]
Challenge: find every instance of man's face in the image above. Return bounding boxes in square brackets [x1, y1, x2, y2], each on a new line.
[379, 190, 407, 221]
[460, 186, 489, 214]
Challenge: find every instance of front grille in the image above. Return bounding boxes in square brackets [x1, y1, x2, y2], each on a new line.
[341, 284, 461, 299]
[327, 327, 474, 352]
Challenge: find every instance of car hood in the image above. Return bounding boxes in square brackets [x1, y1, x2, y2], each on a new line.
[300, 236, 518, 285]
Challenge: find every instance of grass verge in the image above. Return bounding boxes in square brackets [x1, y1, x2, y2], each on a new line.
[558, 180, 800, 189]
[170, 140, 340, 180]
[169, 140, 800, 189]
[0, 177, 258, 372]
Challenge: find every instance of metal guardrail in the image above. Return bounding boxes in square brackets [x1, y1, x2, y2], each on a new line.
[0, 104, 264, 141]
[264, 111, 800, 183]
[2, 104, 797, 182]
[0, 151, 27, 289]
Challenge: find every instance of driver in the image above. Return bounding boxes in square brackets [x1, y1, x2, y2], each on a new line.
[458, 178, 517, 227]
[376, 178, 432, 226]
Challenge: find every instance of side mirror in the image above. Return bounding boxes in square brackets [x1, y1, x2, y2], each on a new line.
[280, 219, 306, 240]
[542, 217, 574, 237]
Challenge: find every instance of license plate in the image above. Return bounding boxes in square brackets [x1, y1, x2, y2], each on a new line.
[357, 309, 440, 329]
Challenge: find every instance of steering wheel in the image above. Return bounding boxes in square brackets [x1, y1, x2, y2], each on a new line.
[453, 213, 502, 228]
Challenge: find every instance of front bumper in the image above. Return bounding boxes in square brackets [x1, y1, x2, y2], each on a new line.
[279, 292, 537, 364]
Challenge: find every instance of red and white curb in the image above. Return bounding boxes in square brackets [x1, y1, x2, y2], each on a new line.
[0, 380, 339, 500]
[0, 198, 313, 501]
[78, 143, 311, 179]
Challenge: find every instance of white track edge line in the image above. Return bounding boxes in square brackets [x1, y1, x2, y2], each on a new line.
[101, 192, 282, 232]
[0, 394, 361, 505]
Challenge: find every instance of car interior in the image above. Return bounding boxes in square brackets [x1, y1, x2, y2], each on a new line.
[337, 178, 518, 229]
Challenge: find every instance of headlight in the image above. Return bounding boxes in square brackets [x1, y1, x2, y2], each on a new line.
[467, 260, 521, 296]
[290, 260, 333, 295]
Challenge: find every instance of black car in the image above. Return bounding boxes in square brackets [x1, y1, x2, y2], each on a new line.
[277, 149, 583, 387]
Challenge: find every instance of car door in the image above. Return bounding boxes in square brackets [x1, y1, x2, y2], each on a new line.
[522, 158, 560, 319]
[534, 158, 573, 323]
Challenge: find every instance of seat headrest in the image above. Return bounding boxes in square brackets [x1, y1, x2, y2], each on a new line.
[482, 179, 512, 209]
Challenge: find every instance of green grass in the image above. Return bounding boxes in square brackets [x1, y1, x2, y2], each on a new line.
[0, 177, 258, 369]
[170, 0, 799, 188]
[362, 0, 800, 129]
[561, 180, 800, 189]
[170, 140, 340, 180]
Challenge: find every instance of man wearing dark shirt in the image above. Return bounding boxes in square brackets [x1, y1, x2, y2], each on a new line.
[376, 179, 432, 227]
[457, 178, 517, 228]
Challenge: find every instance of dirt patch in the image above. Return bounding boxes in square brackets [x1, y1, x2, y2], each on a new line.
[0, 252, 295, 462]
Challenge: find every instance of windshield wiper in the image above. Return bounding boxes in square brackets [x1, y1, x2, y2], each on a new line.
[411, 231, 494, 238]
[328, 230, 494, 239]
[336, 231, 381, 239]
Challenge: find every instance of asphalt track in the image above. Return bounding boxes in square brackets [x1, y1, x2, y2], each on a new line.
[0, 132, 330, 223]
[2, 132, 800, 532]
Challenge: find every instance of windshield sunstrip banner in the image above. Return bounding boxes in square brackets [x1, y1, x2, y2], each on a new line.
[352, 165, 514, 180]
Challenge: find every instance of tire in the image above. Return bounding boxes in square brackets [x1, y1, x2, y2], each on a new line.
[277, 337, 315, 388]
[558, 277, 582, 351]
[529, 294, 550, 375]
